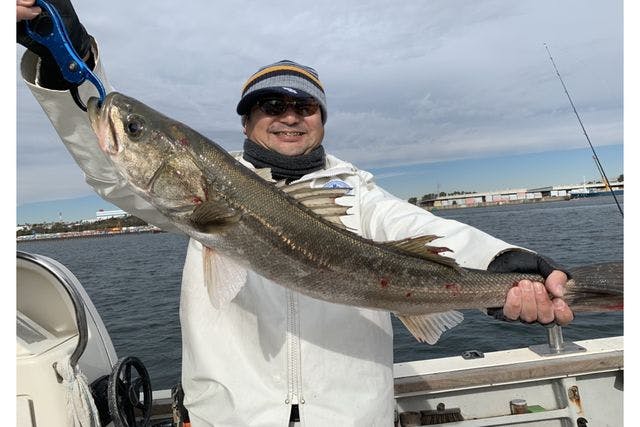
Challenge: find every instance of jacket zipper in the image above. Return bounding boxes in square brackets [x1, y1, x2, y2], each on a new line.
[285, 289, 303, 406]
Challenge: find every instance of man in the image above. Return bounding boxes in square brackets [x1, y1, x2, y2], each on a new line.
[17, 1, 572, 425]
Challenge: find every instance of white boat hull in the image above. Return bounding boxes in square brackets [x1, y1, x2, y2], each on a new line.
[394, 337, 623, 426]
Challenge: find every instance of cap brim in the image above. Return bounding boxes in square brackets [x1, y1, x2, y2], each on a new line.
[236, 87, 315, 115]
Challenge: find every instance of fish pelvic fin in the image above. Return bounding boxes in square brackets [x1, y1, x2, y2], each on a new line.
[395, 310, 464, 344]
[202, 246, 248, 309]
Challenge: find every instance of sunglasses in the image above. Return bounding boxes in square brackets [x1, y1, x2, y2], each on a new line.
[256, 97, 320, 117]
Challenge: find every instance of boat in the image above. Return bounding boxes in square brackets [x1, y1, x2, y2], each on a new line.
[16, 250, 624, 426]
[568, 175, 624, 200]
[393, 337, 622, 426]
[569, 188, 624, 199]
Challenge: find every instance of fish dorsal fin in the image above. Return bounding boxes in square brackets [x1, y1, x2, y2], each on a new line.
[254, 167, 275, 182]
[190, 200, 241, 232]
[202, 246, 248, 309]
[275, 179, 291, 189]
[395, 311, 464, 344]
[278, 180, 315, 193]
[386, 236, 460, 269]
[279, 184, 353, 230]
[282, 183, 350, 201]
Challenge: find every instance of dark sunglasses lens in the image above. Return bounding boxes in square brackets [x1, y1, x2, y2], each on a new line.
[259, 99, 287, 115]
[295, 101, 319, 116]
[258, 99, 319, 117]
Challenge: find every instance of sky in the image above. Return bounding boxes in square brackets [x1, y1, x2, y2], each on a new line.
[14, 0, 627, 223]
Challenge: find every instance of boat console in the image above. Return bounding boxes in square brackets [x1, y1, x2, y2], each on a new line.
[16, 251, 154, 427]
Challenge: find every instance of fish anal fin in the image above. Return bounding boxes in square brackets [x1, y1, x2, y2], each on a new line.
[190, 200, 240, 232]
[395, 310, 464, 344]
[386, 236, 460, 269]
[202, 246, 248, 309]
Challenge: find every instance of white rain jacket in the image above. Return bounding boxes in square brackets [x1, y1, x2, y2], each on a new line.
[21, 43, 518, 427]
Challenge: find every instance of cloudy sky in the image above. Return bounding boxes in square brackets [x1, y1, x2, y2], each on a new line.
[15, 0, 625, 222]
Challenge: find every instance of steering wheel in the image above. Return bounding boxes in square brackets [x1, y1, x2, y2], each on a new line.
[108, 356, 153, 427]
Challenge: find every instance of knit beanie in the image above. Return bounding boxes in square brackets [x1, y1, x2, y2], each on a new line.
[236, 60, 327, 123]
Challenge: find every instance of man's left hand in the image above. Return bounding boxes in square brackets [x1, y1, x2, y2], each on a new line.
[503, 270, 574, 325]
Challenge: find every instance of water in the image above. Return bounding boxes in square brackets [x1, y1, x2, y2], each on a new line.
[17, 196, 623, 390]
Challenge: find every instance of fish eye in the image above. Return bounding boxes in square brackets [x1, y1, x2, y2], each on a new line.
[125, 115, 145, 138]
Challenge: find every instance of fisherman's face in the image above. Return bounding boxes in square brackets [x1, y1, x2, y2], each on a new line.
[243, 96, 324, 156]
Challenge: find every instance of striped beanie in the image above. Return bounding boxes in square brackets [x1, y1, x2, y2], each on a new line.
[236, 60, 327, 123]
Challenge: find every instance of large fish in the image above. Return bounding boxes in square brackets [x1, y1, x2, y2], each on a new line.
[87, 92, 623, 344]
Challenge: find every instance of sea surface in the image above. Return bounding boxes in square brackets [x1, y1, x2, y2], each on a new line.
[17, 196, 624, 390]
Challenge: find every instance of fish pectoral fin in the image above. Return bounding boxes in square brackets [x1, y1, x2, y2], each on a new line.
[386, 236, 461, 270]
[202, 245, 248, 309]
[395, 310, 464, 344]
[190, 200, 241, 232]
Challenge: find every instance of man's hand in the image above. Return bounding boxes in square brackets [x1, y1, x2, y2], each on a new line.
[487, 249, 574, 326]
[17, 0, 41, 22]
[503, 270, 574, 325]
[16, 0, 93, 89]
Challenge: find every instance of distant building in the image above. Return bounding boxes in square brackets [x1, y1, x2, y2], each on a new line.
[96, 209, 128, 220]
[418, 180, 623, 210]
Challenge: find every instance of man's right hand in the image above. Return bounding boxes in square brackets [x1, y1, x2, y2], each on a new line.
[17, 0, 41, 22]
[16, 0, 93, 89]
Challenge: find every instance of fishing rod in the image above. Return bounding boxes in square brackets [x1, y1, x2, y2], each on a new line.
[544, 43, 623, 217]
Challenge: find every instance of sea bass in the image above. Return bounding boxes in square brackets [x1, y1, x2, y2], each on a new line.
[87, 92, 623, 344]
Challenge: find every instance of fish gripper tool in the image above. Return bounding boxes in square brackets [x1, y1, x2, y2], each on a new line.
[24, 0, 106, 111]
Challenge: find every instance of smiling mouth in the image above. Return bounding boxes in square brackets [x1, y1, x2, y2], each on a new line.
[273, 131, 305, 137]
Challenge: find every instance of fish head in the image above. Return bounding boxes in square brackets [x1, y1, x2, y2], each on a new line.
[88, 93, 209, 218]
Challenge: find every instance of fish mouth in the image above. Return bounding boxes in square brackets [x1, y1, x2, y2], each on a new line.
[87, 96, 103, 132]
[87, 95, 119, 155]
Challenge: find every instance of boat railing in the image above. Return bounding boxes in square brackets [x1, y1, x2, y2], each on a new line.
[17, 251, 89, 369]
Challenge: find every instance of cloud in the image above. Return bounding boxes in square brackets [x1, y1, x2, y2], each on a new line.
[16, 0, 623, 205]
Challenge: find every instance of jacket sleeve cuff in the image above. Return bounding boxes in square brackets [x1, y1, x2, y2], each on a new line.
[20, 40, 181, 234]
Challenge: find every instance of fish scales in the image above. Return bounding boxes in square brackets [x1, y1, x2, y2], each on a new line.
[174, 129, 479, 311]
[88, 92, 623, 343]
[178, 148, 526, 312]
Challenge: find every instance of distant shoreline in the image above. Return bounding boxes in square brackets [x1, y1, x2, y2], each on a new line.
[17, 192, 623, 241]
[423, 195, 570, 211]
[16, 224, 163, 242]
[420, 189, 623, 211]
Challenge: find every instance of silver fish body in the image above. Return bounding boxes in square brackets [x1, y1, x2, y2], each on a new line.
[87, 92, 623, 343]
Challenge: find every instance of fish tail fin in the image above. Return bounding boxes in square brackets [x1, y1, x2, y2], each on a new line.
[395, 310, 464, 344]
[564, 262, 623, 311]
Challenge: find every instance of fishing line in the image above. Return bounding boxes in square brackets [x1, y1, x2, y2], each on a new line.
[544, 43, 623, 217]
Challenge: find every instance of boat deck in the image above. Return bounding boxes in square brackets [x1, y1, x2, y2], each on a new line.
[393, 336, 623, 426]
[144, 337, 623, 426]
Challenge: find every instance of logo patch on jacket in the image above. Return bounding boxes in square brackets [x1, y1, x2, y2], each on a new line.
[323, 179, 352, 193]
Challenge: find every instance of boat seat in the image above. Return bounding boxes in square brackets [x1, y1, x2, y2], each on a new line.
[16, 252, 118, 427]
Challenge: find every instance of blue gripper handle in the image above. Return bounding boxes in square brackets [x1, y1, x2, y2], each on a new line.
[24, 0, 106, 105]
